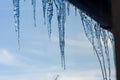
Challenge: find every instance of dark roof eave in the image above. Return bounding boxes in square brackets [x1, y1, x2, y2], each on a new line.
[67, 0, 112, 30]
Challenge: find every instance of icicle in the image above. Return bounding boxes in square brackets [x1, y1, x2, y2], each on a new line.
[101, 30, 111, 80]
[80, 12, 112, 80]
[67, 1, 70, 16]
[80, 12, 105, 80]
[59, 0, 66, 70]
[31, 0, 36, 27]
[42, 0, 47, 24]
[108, 32, 115, 50]
[94, 24, 108, 80]
[75, 7, 77, 16]
[47, 0, 53, 38]
[80, 12, 94, 44]
[54, 0, 66, 70]
[13, 0, 20, 48]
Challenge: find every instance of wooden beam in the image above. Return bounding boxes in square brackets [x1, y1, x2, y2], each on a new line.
[68, 0, 112, 30]
[111, 0, 120, 80]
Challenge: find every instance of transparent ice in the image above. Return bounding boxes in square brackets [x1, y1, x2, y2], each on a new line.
[31, 0, 36, 27]
[42, 0, 48, 24]
[13, 0, 114, 79]
[80, 12, 114, 80]
[47, 0, 53, 38]
[13, 0, 20, 47]
[54, 0, 66, 69]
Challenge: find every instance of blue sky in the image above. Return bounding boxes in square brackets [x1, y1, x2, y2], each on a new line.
[0, 0, 115, 80]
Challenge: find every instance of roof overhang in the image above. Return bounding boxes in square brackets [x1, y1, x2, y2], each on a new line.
[68, 0, 112, 30]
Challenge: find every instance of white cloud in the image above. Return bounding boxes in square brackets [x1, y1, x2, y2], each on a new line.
[65, 38, 91, 47]
[60, 70, 100, 80]
[0, 49, 15, 65]
[0, 69, 101, 80]
[0, 49, 27, 66]
[61, 75, 90, 80]
[0, 60, 115, 80]
[52, 36, 91, 48]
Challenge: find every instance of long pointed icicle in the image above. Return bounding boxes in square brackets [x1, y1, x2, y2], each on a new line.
[47, 0, 53, 38]
[94, 24, 108, 80]
[80, 12, 111, 80]
[60, 1, 65, 69]
[67, 1, 70, 16]
[59, 0, 66, 70]
[80, 12, 105, 80]
[54, 0, 66, 70]
[13, 0, 20, 48]
[75, 7, 77, 16]
[42, 0, 47, 24]
[101, 30, 111, 80]
[31, 0, 36, 27]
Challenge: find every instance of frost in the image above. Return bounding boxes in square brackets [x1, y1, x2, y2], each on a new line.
[13, 0, 20, 47]
[31, 0, 36, 27]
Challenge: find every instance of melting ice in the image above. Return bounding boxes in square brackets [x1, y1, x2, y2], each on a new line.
[31, 0, 36, 27]
[13, 0, 114, 78]
[80, 12, 113, 80]
[13, 0, 20, 47]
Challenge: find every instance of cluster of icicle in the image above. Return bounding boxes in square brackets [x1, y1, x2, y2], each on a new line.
[13, 0, 114, 79]
[80, 12, 114, 80]
[13, 0, 66, 69]
[42, 0, 66, 69]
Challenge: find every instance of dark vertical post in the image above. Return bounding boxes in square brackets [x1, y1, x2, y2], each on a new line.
[111, 0, 120, 80]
